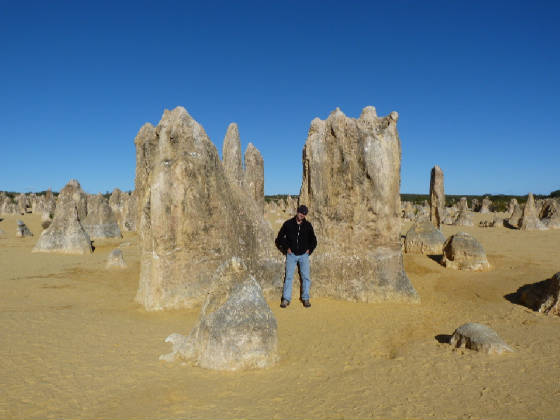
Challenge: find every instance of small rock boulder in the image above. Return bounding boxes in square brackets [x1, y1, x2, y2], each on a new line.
[450, 323, 513, 354]
[441, 232, 490, 271]
[160, 258, 278, 370]
[16, 220, 33, 237]
[106, 249, 127, 269]
[404, 220, 445, 255]
[515, 272, 560, 316]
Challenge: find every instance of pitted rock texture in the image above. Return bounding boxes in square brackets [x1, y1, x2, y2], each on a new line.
[33, 180, 92, 255]
[83, 194, 122, 239]
[429, 165, 445, 228]
[134, 107, 280, 311]
[516, 272, 560, 316]
[441, 232, 490, 271]
[450, 323, 513, 354]
[404, 220, 445, 255]
[298, 106, 418, 302]
[159, 258, 278, 370]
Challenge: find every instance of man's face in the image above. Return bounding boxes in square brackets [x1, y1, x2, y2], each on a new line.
[296, 211, 306, 222]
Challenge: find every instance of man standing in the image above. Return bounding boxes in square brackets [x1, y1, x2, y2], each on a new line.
[275, 205, 317, 308]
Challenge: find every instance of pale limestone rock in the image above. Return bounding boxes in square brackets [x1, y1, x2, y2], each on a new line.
[507, 202, 523, 228]
[404, 220, 445, 255]
[479, 196, 492, 213]
[450, 323, 513, 354]
[120, 191, 137, 232]
[222, 123, 244, 188]
[83, 194, 122, 239]
[453, 210, 474, 226]
[520, 193, 546, 231]
[243, 142, 265, 214]
[32, 180, 92, 255]
[16, 220, 33, 237]
[516, 272, 560, 316]
[429, 165, 445, 228]
[442, 207, 457, 225]
[402, 201, 416, 220]
[442, 232, 490, 271]
[159, 258, 278, 370]
[298, 106, 418, 302]
[134, 107, 280, 311]
[106, 249, 127, 269]
[506, 198, 518, 218]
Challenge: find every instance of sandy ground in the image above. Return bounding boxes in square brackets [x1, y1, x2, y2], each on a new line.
[1, 212, 559, 419]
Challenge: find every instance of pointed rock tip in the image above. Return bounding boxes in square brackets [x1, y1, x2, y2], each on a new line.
[359, 106, 377, 120]
[330, 107, 346, 118]
[390, 111, 399, 121]
[67, 179, 81, 188]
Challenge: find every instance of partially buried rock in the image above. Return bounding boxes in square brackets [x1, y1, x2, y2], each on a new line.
[450, 323, 513, 354]
[159, 258, 278, 370]
[16, 220, 33, 237]
[441, 232, 490, 271]
[515, 272, 560, 316]
[404, 220, 445, 255]
[32, 180, 92, 255]
[106, 249, 127, 269]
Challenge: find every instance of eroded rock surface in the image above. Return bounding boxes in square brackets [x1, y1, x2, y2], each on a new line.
[83, 194, 122, 239]
[442, 232, 490, 271]
[298, 106, 418, 302]
[159, 258, 278, 370]
[520, 193, 546, 231]
[16, 220, 33, 237]
[244, 142, 265, 214]
[429, 165, 445, 229]
[450, 323, 513, 354]
[134, 107, 280, 311]
[404, 220, 445, 255]
[32, 180, 92, 255]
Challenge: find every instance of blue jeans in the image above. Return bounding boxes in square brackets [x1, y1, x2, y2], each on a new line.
[282, 252, 311, 301]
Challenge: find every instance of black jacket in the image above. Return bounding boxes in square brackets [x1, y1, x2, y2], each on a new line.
[275, 217, 317, 256]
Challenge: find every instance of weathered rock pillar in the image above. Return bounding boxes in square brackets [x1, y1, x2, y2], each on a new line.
[298, 106, 418, 302]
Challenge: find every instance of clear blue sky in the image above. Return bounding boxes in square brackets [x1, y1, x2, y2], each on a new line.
[1, 1, 558, 196]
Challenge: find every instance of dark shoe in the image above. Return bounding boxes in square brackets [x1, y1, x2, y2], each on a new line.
[302, 299, 311, 308]
[280, 299, 290, 308]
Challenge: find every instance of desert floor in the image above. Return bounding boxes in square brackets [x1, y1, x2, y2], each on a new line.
[1, 212, 559, 419]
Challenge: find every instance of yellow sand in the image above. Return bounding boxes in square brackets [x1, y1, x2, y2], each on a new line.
[1, 212, 559, 419]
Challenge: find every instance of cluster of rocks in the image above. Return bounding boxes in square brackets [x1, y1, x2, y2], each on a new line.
[33, 180, 124, 255]
[505, 193, 557, 230]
